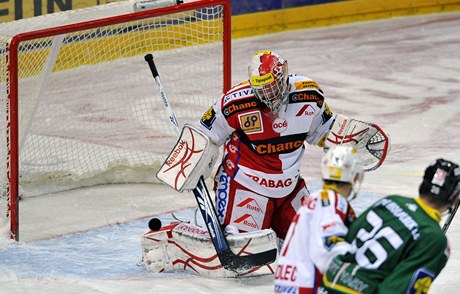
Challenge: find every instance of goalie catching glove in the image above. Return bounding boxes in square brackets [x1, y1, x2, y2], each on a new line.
[156, 124, 219, 192]
[324, 114, 390, 171]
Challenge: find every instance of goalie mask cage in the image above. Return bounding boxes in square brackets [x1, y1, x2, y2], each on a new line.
[0, 0, 231, 241]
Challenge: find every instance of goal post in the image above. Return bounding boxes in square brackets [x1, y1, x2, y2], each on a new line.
[0, 0, 232, 241]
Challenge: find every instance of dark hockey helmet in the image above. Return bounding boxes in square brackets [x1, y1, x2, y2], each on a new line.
[419, 159, 460, 204]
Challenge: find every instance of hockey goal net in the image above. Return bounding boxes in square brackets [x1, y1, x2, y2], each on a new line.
[0, 0, 231, 241]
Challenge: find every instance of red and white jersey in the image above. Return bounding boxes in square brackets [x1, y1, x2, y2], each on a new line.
[274, 186, 355, 294]
[196, 74, 333, 198]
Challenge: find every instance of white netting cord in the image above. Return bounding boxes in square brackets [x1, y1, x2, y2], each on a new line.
[0, 195, 10, 242]
[0, 1, 139, 37]
[0, 4, 225, 198]
[0, 36, 11, 233]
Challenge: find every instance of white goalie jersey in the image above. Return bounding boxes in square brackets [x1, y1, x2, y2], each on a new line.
[274, 186, 355, 293]
[196, 74, 334, 198]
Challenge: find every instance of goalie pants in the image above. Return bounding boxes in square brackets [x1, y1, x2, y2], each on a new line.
[213, 167, 309, 239]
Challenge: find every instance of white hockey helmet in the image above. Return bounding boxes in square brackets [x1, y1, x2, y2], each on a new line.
[248, 50, 289, 114]
[321, 145, 364, 186]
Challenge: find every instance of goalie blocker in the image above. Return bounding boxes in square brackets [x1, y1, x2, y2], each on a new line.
[156, 124, 219, 192]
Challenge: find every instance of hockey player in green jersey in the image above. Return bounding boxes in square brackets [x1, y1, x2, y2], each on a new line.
[320, 158, 460, 294]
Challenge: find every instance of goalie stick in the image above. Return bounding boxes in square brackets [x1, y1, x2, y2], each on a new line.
[443, 197, 460, 234]
[144, 53, 277, 271]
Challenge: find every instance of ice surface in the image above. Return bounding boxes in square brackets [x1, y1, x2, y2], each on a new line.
[1, 11, 460, 293]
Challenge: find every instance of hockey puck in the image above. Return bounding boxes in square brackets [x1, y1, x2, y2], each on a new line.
[148, 218, 162, 231]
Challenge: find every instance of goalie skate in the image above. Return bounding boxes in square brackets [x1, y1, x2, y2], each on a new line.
[140, 222, 278, 278]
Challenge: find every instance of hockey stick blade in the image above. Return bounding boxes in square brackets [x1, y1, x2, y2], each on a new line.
[443, 197, 460, 233]
[219, 247, 278, 271]
[145, 54, 277, 272]
[193, 177, 277, 271]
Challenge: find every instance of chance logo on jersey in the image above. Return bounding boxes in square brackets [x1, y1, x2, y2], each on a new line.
[408, 268, 435, 294]
[222, 100, 258, 118]
[289, 90, 324, 107]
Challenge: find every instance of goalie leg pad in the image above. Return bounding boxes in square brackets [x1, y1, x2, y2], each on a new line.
[141, 223, 179, 273]
[141, 222, 278, 278]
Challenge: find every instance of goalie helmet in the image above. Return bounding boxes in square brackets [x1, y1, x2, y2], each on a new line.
[419, 159, 460, 204]
[321, 146, 364, 186]
[248, 50, 289, 114]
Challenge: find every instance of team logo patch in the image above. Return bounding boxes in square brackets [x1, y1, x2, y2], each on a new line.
[323, 235, 345, 250]
[200, 106, 216, 130]
[408, 268, 434, 294]
[321, 102, 333, 124]
[239, 111, 263, 134]
[272, 118, 287, 133]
